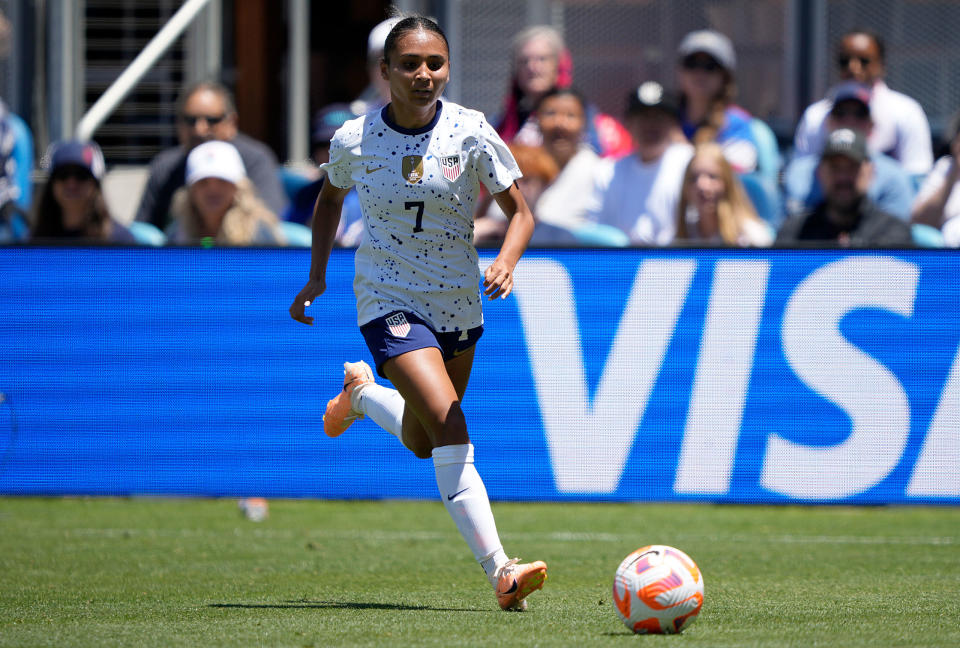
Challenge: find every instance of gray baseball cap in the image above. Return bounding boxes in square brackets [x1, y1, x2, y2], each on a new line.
[677, 29, 736, 71]
[821, 128, 869, 163]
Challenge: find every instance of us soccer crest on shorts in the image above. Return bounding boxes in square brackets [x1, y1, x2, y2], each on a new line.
[439, 154, 462, 181]
[386, 312, 411, 337]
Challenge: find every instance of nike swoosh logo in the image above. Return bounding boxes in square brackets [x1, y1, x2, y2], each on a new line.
[446, 487, 469, 501]
[365, 165, 387, 174]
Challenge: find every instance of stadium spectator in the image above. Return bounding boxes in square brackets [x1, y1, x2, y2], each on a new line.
[533, 87, 603, 235]
[676, 143, 773, 247]
[493, 25, 632, 159]
[31, 140, 135, 244]
[0, 98, 28, 242]
[784, 81, 915, 220]
[166, 140, 284, 246]
[776, 128, 912, 247]
[911, 110, 960, 246]
[478, 88, 609, 245]
[793, 29, 933, 177]
[135, 81, 287, 230]
[349, 16, 402, 117]
[474, 142, 561, 245]
[585, 82, 693, 245]
[0, 8, 32, 216]
[675, 29, 759, 175]
[283, 102, 362, 241]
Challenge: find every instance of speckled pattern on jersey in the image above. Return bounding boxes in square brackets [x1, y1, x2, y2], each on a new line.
[323, 101, 521, 332]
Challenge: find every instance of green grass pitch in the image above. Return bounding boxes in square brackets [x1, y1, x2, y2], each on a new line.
[1, 497, 958, 647]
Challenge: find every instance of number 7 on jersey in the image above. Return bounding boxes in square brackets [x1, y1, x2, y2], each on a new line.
[405, 201, 425, 233]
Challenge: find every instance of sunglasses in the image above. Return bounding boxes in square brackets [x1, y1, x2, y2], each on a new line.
[681, 55, 722, 72]
[52, 165, 94, 182]
[836, 55, 874, 68]
[180, 113, 227, 127]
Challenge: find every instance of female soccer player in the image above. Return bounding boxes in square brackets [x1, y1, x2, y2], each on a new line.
[289, 14, 547, 611]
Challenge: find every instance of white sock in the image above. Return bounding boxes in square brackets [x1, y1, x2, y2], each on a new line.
[353, 383, 404, 441]
[432, 444, 508, 586]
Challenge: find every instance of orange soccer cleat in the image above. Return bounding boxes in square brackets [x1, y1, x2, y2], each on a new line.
[322, 360, 375, 437]
[495, 558, 548, 610]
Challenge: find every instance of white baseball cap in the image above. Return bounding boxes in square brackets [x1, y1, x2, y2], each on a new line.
[186, 140, 246, 186]
[368, 17, 402, 57]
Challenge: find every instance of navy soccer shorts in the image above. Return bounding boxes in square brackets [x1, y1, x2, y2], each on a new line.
[360, 311, 484, 378]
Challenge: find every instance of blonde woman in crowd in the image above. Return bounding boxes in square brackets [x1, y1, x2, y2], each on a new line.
[167, 140, 284, 246]
[676, 143, 773, 247]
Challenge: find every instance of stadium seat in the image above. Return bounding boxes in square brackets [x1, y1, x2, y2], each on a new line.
[128, 221, 167, 246]
[0, 205, 29, 243]
[571, 222, 629, 247]
[911, 223, 945, 248]
[278, 220, 313, 247]
[278, 166, 315, 203]
[739, 172, 784, 229]
[750, 117, 782, 190]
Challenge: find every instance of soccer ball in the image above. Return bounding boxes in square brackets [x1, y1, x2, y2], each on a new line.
[612, 544, 704, 634]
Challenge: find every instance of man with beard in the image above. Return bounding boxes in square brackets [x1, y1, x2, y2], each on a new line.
[776, 128, 912, 247]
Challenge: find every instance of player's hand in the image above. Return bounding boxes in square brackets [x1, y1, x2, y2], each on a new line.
[289, 278, 326, 325]
[483, 258, 515, 300]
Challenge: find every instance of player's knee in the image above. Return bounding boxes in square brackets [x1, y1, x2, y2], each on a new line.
[401, 430, 434, 459]
[410, 444, 433, 460]
[433, 406, 468, 445]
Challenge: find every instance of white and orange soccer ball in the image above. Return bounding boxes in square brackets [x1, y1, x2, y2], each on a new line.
[612, 544, 704, 634]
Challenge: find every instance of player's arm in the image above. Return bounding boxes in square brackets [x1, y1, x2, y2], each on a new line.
[483, 181, 535, 300]
[289, 179, 351, 325]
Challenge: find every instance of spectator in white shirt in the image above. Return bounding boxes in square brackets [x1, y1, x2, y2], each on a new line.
[586, 82, 693, 245]
[911, 110, 960, 246]
[793, 29, 933, 177]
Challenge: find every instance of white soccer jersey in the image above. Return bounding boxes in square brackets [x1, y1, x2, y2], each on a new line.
[323, 101, 521, 332]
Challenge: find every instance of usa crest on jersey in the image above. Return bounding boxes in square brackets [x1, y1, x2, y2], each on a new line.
[439, 154, 462, 182]
[385, 312, 411, 337]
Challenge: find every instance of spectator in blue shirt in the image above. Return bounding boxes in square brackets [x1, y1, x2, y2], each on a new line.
[783, 81, 914, 221]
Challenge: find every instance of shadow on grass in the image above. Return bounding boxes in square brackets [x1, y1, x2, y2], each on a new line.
[209, 599, 488, 613]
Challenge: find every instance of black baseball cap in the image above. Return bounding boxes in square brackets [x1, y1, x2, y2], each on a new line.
[626, 81, 680, 119]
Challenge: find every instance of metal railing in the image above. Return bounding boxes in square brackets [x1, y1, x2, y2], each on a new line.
[74, 0, 310, 164]
[75, 0, 213, 142]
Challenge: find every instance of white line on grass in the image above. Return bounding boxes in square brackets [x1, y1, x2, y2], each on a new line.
[65, 527, 957, 546]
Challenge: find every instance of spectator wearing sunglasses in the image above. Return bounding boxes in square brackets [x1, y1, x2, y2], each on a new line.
[31, 140, 135, 243]
[135, 81, 287, 231]
[793, 29, 933, 177]
[675, 29, 760, 175]
[784, 81, 915, 221]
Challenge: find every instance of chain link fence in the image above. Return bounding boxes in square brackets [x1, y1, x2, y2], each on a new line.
[446, 0, 960, 149]
[2, 0, 958, 161]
